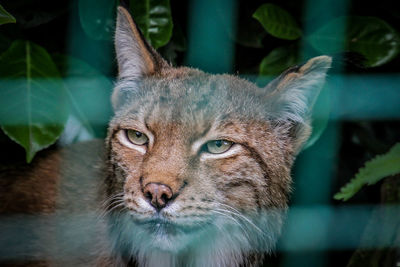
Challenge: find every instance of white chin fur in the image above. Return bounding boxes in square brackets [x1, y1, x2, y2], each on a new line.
[109, 210, 282, 267]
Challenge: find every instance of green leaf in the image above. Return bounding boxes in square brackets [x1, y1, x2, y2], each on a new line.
[79, 0, 173, 47]
[253, 4, 302, 40]
[129, 0, 173, 49]
[79, 0, 117, 41]
[334, 143, 400, 201]
[0, 4, 16, 25]
[259, 45, 299, 76]
[159, 24, 187, 65]
[0, 41, 67, 162]
[235, 16, 267, 48]
[308, 16, 400, 67]
[53, 54, 112, 141]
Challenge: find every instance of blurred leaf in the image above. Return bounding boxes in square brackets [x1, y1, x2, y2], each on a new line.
[0, 41, 67, 162]
[303, 84, 331, 150]
[4, 0, 68, 28]
[129, 0, 173, 49]
[347, 17, 400, 67]
[17, 10, 66, 29]
[53, 54, 113, 141]
[0, 34, 12, 53]
[79, 0, 173, 47]
[253, 3, 302, 40]
[308, 16, 400, 67]
[334, 143, 400, 201]
[159, 23, 186, 65]
[0, 4, 16, 25]
[259, 45, 299, 76]
[236, 16, 266, 48]
[79, 0, 116, 41]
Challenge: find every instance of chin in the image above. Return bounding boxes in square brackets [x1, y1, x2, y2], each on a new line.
[107, 209, 282, 266]
[108, 212, 210, 254]
[137, 221, 198, 253]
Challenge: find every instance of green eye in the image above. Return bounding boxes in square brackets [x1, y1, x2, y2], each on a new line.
[206, 140, 234, 154]
[126, 130, 149, 145]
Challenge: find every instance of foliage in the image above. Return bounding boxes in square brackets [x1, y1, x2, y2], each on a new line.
[0, 40, 67, 162]
[53, 54, 113, 141]
[252, 3, 400, 150]
[128, 0, 173, 49]
[78, 0, 173, 48]
[253, 4, 302, 40]
[0, 0, 173, 162]
[334, 143, 400, 201]
[308, 16, 400, 67]
[0, 4, 16, 25]
[258, 45, 298, 76]
[78, 0, 117, 41]
[253, 4, 400, 69]
[0, 0, 399, 163]
[0, 1, 399, 265]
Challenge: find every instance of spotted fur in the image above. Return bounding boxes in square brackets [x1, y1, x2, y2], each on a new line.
[105, 6, 331, 267]
[0, 6, 331, 267]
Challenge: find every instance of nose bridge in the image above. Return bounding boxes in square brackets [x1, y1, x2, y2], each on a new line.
[142, 139, 186, 192]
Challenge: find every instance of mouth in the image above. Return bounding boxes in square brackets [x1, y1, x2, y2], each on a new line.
[131, 215, 212, 237]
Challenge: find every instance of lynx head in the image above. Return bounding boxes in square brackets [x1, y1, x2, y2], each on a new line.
[105, 6, 331, 266]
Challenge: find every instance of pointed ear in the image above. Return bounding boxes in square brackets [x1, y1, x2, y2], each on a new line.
[113, 6, 168, 108]
[265, 56, 332, 153]
[114, 6, 168, 79]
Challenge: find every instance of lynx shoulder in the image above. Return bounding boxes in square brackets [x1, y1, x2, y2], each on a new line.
[0, 6, 331, 267]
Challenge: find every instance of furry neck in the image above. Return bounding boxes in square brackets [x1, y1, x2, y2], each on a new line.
[122, 245, 261, 267]
[108, 216, 264, 267]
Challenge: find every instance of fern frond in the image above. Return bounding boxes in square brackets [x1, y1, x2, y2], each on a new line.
[334, 143, 400, 201]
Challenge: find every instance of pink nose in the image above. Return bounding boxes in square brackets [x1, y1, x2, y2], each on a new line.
[143, 183, 173, 210]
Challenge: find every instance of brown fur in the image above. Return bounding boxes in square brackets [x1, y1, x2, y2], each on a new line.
[0, 152, 59, 214]
[0, 6, 331, 267]
[0, 141, 110, 266]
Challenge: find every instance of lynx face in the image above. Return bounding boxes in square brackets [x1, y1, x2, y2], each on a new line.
[105, 6, 331, 266]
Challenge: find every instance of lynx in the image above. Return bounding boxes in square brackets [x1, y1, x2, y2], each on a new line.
[0, 6, 331, 267]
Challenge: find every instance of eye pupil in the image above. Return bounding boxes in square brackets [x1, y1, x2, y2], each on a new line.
[126, 130, 148, 145]
[205, 139, 233, 154]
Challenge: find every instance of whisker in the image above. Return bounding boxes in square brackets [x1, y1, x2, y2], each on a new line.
[105, 197, 125, 207]
[210, 210, 249, 237]
[215, 204, 264, 235]
[101, 192, 125, 207]
[106, 202, 127, 215]
[98, 192, 126, 219]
